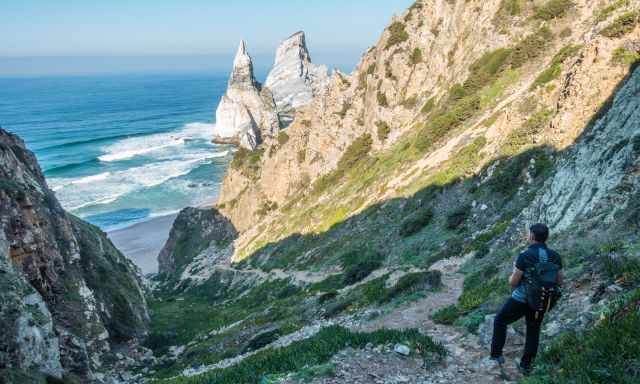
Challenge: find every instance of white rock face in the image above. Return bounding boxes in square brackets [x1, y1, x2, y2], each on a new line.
[265, 31, 329, 126]
[214, 40, 280, 149]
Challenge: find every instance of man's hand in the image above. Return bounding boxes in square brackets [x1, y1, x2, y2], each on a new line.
[510, 267, 524, 289]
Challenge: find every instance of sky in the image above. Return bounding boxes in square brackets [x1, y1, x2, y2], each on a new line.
[0, 0, 414, 76]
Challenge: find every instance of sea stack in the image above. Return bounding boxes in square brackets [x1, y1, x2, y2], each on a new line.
[214, 40, 280, 149]
[265, 31, 329, 127]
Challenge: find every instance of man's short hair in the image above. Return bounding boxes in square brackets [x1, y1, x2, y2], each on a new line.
[530, 223, 549, 243]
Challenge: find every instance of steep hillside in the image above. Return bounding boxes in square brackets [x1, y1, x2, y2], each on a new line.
[0, 128, 150, 383]
[151, 1, 640, 383]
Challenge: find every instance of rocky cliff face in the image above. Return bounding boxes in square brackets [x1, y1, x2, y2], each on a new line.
[214, 41, 281, 149]
[216, 0, 640, 256]
[157, 207, 237, 289]
[0, 128, 149, 382]
[265, 31, 330, 126]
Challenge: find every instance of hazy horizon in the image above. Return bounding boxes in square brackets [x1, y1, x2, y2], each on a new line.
[1, 0, 414, 77]
[0, 49, 365, 78]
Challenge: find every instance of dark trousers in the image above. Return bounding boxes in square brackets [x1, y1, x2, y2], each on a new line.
[490, 298, 544, 365]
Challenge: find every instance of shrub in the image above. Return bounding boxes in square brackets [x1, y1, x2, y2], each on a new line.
[277, 130, 290, 145]
[522, 289, 640, 384]
[595, 0, 631, 23]
[501, 109, 553, 155]
[377, 90, 389, 107]
[432, 304, 461, 325]
[532, 45, 582, 88]
[386, 21, 409, 49]
[231, 147, 264, 177]
[499, 0, 522, 16]
[399, 207, 434, 237]
[409, 47, 423, 65]
[337, 134, 373, 170]
[600, 11, 640, 37]
[446, 205, 470, 230]
[376, 121, 391, 142]
[401, 95, 418, 109]
[340, 248, 384, 285]
[421, 98, 435, 114]
[509, 27, 554, 68]
[533, 0, 574, 21]
[242, 328, 281, 353]
[611, 47, 640, 65]
[318, 290, 338, 304]
[382, 271, 442, 302]
[415, 95, 481, 152]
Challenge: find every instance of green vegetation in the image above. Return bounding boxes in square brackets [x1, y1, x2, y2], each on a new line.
[277, 131, 290, 145]
[612, 47, 640, 66]
[446, 205, 470, 230]
[432, 304, 460, 325]
[409, 47, 423, 65]
[231, 147, 264, 178]
[376, 121, 391, 141]
[509, 27, 554, 68]
[532, 44, 582, 89]
[383, 271, 442, 302]
[595, 0, 630, 23]
[501, 109, 553, 156]
[523, 289, 640, 384]
[338, 134, 373, 171]
[600, 10, 640, 37]
[257, 201, 279, 217]
[340, 248, 384, 285]
[401, 95, 418, 109]
[400, 207, 434, 237]
[421, 97, 435, 114]
[499, 0, 522, 16]
[533, 0, 574, 21]
[377, 90, 389, 107]
[161, 326, 446, 384]
[386, 21, 409, 49]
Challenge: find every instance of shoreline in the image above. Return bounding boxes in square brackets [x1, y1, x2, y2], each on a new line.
[107, 198, 217, 274]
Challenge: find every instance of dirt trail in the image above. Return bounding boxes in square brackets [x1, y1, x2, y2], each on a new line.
[336, 256, 526, 384]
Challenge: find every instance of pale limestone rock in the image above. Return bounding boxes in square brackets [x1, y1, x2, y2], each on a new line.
[265, 31, 329, 126]
[214, 40, 280, 149]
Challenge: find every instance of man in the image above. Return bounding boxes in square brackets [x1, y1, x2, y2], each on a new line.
[488, 223, 563, 374]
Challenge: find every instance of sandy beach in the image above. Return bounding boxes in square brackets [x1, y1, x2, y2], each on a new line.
[108, 213, 178, 274]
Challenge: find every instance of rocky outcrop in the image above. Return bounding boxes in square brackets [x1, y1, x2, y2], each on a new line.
[526, 66, 640, 229]
[265, 31, 330, 126]
[214, 41, 281, 149]
[0, 128, 148, 382]
[158, 207, 237, 285]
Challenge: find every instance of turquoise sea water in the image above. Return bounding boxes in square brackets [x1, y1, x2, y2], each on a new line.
[0, 73, 234, 231]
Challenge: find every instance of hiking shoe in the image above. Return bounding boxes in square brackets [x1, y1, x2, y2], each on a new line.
[483, 356, 505, 372]
[517, 359, 532, 376]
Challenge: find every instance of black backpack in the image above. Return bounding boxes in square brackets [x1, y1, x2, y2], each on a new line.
[524, 248, 562, 318]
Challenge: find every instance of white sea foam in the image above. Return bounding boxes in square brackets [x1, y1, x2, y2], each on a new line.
[49, 121, 232, 224]
[71, 172, 111, 185]
[97, 122, 215, 163]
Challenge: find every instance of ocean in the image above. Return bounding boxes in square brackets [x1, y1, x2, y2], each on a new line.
[0, 73, 233, 232]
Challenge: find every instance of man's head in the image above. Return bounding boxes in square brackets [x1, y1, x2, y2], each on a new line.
[529, 223, 549, 243]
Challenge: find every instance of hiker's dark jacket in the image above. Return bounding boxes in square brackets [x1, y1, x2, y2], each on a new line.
[512, 243, 562, 303]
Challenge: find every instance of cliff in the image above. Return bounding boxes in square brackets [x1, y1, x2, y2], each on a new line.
[265, 31, 330, 126]
[214, 40, 281, 149]
[0, 128, 149, 383]
[152, 1, 640, 383]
